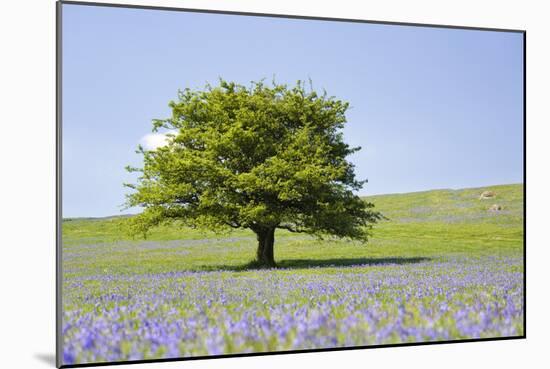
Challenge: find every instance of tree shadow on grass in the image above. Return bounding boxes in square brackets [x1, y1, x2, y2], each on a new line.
[197, 256, 431, 272]
[276, 257, 431, 269]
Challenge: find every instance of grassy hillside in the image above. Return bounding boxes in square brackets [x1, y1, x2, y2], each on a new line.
[368, 183, 523, 226]
[62, 183, 523, 276]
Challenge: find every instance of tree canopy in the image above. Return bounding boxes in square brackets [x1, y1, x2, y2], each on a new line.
[125, 80, 381, 267]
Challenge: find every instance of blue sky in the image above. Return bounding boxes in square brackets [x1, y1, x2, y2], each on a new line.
[62, 4, 524, 218]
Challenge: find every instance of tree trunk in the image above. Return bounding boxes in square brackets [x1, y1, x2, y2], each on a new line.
[255, 227, 276, 267]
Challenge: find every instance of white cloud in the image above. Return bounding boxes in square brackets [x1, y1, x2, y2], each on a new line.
[139, 130, 178, 150]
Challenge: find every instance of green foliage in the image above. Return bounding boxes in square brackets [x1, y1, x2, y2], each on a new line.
[125, 80, 381, 245]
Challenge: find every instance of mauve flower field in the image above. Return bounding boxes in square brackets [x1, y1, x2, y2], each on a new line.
[61, 184, 524, 365]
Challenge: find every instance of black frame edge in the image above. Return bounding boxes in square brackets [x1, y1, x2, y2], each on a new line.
[56, 1, 63, 368]
[522, 30, 526, 339]
[58, 0, 526, 34]
[59, 335, 525, 369]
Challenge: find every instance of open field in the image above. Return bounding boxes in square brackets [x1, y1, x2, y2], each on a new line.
[61, 184, 524, 365]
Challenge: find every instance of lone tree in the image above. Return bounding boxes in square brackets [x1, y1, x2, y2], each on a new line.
[125, 80, 381, 267]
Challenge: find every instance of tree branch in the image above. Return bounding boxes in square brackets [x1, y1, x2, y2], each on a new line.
[223, 221, 242, 229]
[277, 224, 308, 234]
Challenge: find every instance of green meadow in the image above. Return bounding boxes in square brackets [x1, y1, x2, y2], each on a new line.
[61, 183, 524, 364]
[62, 183, 523, 275]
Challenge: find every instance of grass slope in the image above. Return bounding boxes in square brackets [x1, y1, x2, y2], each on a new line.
[62, 183, 523, 276]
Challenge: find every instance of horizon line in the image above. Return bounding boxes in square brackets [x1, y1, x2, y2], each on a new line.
[62, 182, 524, 220]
